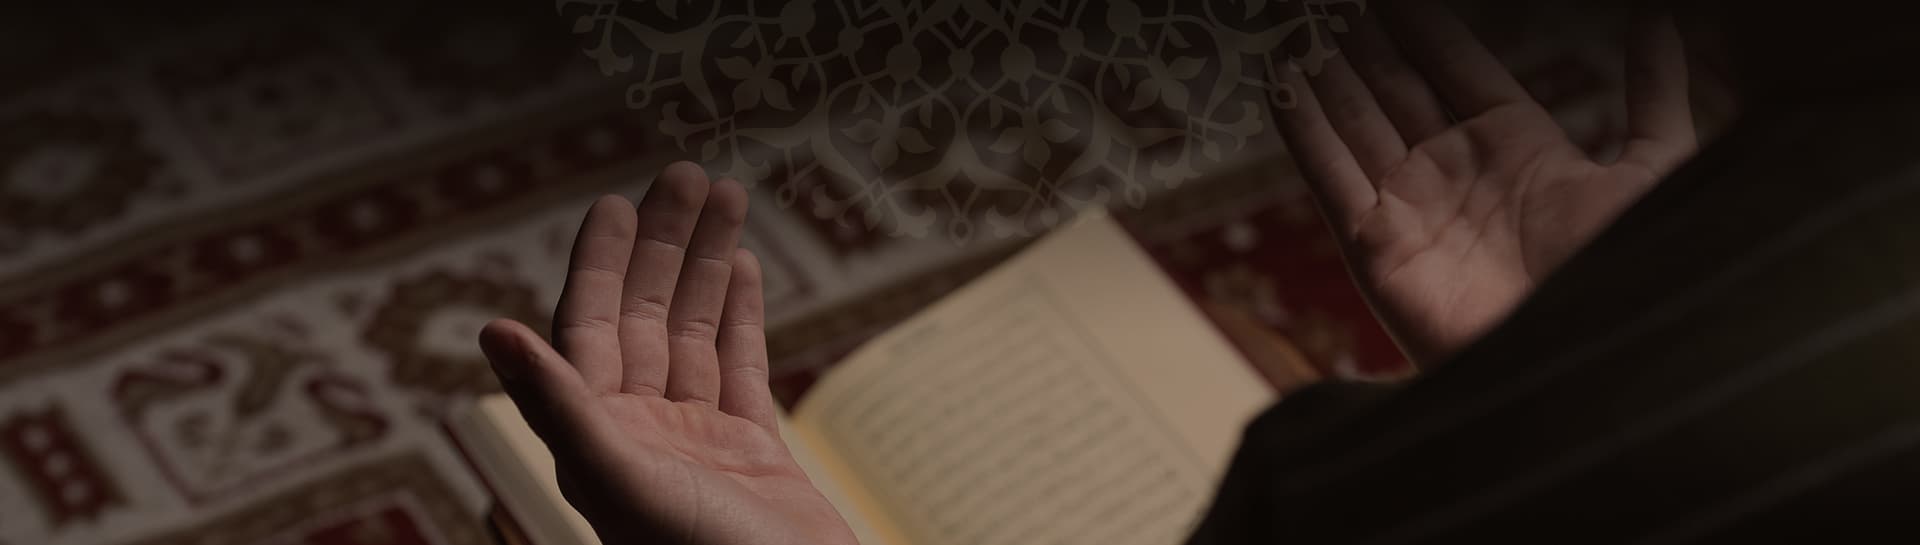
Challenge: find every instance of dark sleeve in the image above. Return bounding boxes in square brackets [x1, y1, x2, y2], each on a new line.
[1186, 382, 1402, 545]
[1187, 95, 1920, 545]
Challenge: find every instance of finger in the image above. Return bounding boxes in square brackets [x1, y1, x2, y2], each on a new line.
[717, 248, 778, 432]
[1338, 9, 1453, 142]
[1384, 1, 1532, 117]
[663, 177, 749, 406]
[554, 195, 638, 393]
[1619, 12, 1696, 173]
[1276, 65, 1378, 234]
[618, 162, 711, 396]
[1310, 51, 1410, 180]
[481, 319, 620, 457]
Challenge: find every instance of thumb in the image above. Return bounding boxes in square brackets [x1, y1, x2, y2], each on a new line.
[479, 319, 612, 457]
[1620, 10, 1696, 174]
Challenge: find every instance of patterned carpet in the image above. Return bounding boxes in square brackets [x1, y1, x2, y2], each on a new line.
[0, 1, 1649, 543]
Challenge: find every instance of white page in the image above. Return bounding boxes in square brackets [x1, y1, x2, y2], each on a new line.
[794, 211, 1274, 545]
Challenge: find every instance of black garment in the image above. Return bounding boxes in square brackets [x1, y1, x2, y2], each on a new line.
[1187, 93, 1920, 545]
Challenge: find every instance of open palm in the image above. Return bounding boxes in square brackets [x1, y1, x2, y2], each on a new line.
[478, 163, 857, 545]
[1279, 3, 1697, 362]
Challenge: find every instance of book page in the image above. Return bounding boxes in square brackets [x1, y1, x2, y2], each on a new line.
[778, 408, 910, 545]
[792, 212, 1275, 545]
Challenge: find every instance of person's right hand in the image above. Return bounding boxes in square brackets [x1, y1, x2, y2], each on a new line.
[478, 162, 858, 545]
[1278, 3, 1697, 363]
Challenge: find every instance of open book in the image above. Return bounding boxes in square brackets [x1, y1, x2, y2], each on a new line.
[449, 211, 1276, 545]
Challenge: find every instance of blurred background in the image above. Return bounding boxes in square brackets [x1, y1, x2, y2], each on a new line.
[0, 0, 1677, 543]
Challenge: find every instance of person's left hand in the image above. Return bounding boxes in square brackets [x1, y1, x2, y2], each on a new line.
[478, 162, 859, 545]
[1276, 5, 1698, 362]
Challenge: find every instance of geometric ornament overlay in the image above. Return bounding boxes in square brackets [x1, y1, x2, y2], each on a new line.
[561, 0, 1360, 242]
